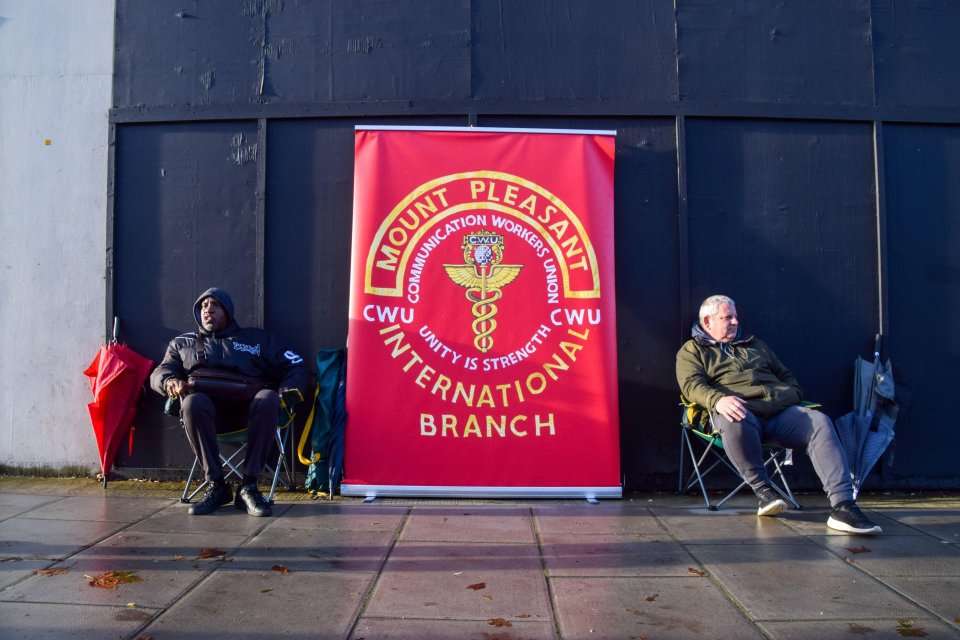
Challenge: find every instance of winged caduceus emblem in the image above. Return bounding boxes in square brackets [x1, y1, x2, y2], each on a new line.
[443, 231, 522, 353]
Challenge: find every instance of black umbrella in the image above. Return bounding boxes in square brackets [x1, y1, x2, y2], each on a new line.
[834, 335, 898, 498]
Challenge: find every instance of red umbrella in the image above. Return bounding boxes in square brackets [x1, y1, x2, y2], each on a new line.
[83, 341, 153, 486]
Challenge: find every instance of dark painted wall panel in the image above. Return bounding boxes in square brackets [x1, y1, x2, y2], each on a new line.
[114, 0, 473, 108]
[114, 121, 260, 469]
[872, 0, 960, 109]
[676, 0, 874, 106]
[884, 123, 960, 481]
[327, 1, 471, 101]
[685, 119, 879, 415]
[113, 0, 264, 108]
[472, 0, 678, 102]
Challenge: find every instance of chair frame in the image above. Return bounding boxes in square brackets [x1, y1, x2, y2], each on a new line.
[678, 399, 801, 511]
[177, 391, 296, 507]
[180, 424, 293, 504]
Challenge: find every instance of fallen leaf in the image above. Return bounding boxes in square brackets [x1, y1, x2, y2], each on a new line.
[487, 618, 512, 628]
[481, 594, 493, 601]
[261, 589, 274, 593]
[846, 546, 871, 555]
[35, 567, 70, 576]
[127, 603, 136, 608]
[197, 548, 226, 559]
[271, 565, 291, 574]
[171, 555, 184, 561]
[87, 570, 143, 589]
[467, 582, 487, 591]
[424, 602, 438, 606]
[845, 556, 856, 564]
[896, 619, 928, 638]
[644, 594, 658, 602]
[687, 567, 705, 577]
[516, 614, 531, 618]
[454, 571, 463, 576]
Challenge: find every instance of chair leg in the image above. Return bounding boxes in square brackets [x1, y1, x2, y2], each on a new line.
[180, 456, 204, 503]
[266, 428, 291, 503]
[680, 429, 715, 510]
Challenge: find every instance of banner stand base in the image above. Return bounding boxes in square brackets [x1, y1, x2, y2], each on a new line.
[341, 484, 622, 500]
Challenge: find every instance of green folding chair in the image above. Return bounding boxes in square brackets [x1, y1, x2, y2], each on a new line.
[678, 396, 805, 511]
[172, 392, 299, 505]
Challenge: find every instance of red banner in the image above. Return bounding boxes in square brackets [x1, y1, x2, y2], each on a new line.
[344, 127, 619, 497]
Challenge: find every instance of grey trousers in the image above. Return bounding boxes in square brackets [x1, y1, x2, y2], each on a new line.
[711, 404, 854, 507]
[181, 389, 280, 484]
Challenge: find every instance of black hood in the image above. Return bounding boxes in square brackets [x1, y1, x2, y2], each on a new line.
[193, 287, 239, 335]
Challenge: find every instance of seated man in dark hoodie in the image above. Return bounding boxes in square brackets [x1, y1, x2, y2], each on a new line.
[676, 294, 881, 535]
[150, 287, 307, 517]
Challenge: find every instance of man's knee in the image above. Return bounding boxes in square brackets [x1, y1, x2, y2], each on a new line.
[181, 392, 214, 419]
[250, 388, 280, 411]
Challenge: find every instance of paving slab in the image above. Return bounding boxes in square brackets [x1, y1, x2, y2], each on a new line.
[651, 505, 809, 544]
[363, 541, 550, 621]
[352, 617, 558, 639]
[814, 532, 960, 576]
[533, 504, 668, 537]
[400, 506, 535, 543]
[779, 505, 919, 537]
[691, 542, 930, 620]
[0, 517, 126, 560]
[0, 558, 54, 590]
[277, 503, 408, 531]
[875, 575, 960, 631]
[0, 601, 159, 640]
[126, 501, 290, 534]
[0, 493, 64, 521]
[228, 525, 396, 572]
[550, 575, 765, 639]
[540, 533, 693, 577]
[21, 495, 171, 523]
[757, 617, 957, 639]
[139, 569, 374, 640]
[0, 528, 250, 608]
[874, 508, 960, 542]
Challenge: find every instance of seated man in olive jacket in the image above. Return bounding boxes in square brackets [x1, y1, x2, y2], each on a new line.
[676, 294, 881, 535]
[150, 287, 306, 517]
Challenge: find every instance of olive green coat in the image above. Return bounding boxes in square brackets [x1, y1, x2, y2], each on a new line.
[676, 328, 803, 419]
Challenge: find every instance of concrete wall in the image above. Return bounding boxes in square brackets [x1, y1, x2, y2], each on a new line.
[0, 0, 115, 470]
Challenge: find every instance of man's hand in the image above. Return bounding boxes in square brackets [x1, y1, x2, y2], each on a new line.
[715, 395, 747, 422]
[165, 378, 187, 398]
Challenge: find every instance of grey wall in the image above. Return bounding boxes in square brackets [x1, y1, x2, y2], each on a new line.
[0, 0, 115, 470]
[31, 0, 959, 490]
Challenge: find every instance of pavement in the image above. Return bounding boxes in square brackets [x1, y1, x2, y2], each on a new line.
[0, 478, 958, 640]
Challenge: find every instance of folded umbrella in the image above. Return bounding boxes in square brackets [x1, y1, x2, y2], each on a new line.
[834, 335, 898, 498]
[83, 327, 153, 488]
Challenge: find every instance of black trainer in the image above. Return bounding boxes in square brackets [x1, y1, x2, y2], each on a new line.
[235, 483, 272, 517]
[755, 485, 788, 517]
[827, 501, 882, 535]
[188, 481, 232, 515]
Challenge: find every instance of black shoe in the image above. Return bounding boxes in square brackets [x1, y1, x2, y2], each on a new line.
[235, 483, 272, 517]
[188, 482, 232, 515]
[827, 501, 882, 535]
[755, 485, 788, 517]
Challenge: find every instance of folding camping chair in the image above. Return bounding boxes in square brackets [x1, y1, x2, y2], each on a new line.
[173, 394, 297, 505]
[678, 396, 804, 511]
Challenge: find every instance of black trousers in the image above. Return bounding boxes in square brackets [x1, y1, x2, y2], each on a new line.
[181, 389, 280, 483]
